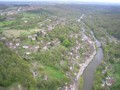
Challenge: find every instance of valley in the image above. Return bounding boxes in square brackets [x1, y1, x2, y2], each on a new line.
[0, 2, 120, 90]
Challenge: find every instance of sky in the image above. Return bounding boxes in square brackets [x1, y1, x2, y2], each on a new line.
[1, 0, 120, 4]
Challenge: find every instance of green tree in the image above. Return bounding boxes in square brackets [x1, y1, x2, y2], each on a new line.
[62, 39, 71, 47]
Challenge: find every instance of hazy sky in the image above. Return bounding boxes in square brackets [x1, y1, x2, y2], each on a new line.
[1, 0, 120, 3]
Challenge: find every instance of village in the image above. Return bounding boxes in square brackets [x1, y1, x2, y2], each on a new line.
[0, 2, 120, 90]
[0, 5, 101, 89]
[0, 12, 98, 90]
[0, 5, 43, 16]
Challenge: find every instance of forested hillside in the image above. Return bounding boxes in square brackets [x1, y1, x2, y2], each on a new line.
[0, 42, 35, 89]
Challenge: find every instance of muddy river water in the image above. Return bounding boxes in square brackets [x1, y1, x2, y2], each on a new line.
[83, 39, 103, 90]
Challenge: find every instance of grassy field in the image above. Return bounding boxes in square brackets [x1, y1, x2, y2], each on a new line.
[45, 66, 67, 79]
[2, 29, 39, 38]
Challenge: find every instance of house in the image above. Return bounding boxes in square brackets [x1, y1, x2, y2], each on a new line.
[11, 45, 17, 49]
[66, 72, 69, 76]
[101, 80, 105, 87]
[70, 66, 73, 70]
[42, 46, 48, 50]
[28, 35, 32, 38]
[30, 70, 38, 77]
[0, 37, 6, 40]
[82, 34, 88, 40]
[34, 46, 39, 49]
[74, 73, 77, 76]
[16, 43, 20, 47]
[33, 34, 37, 37]
[26, 52, 31, 55]
[28, 46, 40, 52]
[77, 19, 80, 22]
[106, 77, 115, 86]
[37, 42, 40, 44]
[40, 30, 47, 36]
[79, 64, 82, 67]
[75, 55, 80, 59]
[22, 46, 29, 49]
[32, 37, 36, 41]
[65, 86, 68, 90]
[68, 52, 73, 55]
[47, 25, 53, 32]
[51, 39, 60, 46]
[47, 42, 51, 45]
[44, 75, 48, 81]
[24, 20, 28, 23]
[60, 60, 64, 65]
[75, 34, 78, 39]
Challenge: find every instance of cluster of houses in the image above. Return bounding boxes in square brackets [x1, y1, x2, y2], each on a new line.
[0, 32, 61, 56]
[23, 45, 40, 54]
[61, 84, 74, 90]
[101, 76, 115, 87]
[0, 5, 42, 16]
[0, 35, 40, 55]
[105, 76, 115, 86]
[67, 28, 95, 73]
[41, 38, 60, 51]
[63, 26, 96, 90]
[43, 17, 65, 32]
[0, 12, 97, 90]
[0, 15, 66, 59]
[0, 37, 20, 49]
[101, 66, 115, 88]
[37, 17, 66, 38]
[81, 28, 95, 54]
[54, 17, 65, 26]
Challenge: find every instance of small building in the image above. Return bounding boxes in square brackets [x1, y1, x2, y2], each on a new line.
[9, 42, 13, 46]
[0, 37, 6, 40]
[32, 37, 36, 41]
[106, 77, 115, 86]
[34, 46, 39, 49]
[43, 46, 48, 50]
[28, 35, 32, 38]
[74, 73, 77, 76]
[16, 43, 20, 47]
[22, 46, 29, 49]
[77, 19, 80, 22]
[26, 52, 31, 55]
[101, 80, 105, 87]
[24, 20, 28, 23]
[11, 45, 17, 49]
[33, 34, 37, 37]
[70, 66, 73, 70]
[44, 75, 48, 81]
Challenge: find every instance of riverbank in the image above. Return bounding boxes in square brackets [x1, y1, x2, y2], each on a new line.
[70, 27, 98, 90]
[76, 44, 96, 80]
[83, 39, 103, 90]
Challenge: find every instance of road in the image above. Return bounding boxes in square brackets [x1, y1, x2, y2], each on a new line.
[72, 14, 104, 90]
[71, 15, 97, 90]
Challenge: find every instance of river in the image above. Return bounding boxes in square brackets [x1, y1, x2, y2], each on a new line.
[83, 38, 104, 90]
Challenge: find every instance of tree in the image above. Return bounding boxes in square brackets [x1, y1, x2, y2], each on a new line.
[62, 39, 71, 47]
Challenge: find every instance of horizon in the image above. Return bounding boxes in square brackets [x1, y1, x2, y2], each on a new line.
[0, 0, 120, 4]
